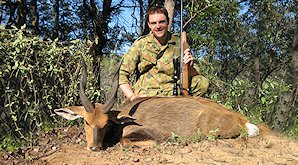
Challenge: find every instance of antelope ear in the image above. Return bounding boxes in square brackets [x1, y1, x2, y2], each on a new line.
[54, 107, 84, 120]
[117, 114, 136, 124]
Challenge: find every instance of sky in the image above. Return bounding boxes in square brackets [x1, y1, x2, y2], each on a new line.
[112, 0, 141, 35]
[110, 0, 142, 54]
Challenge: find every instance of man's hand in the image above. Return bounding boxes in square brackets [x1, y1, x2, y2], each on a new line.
[183, 48, 194, 66]
[120, 84, 147, 102]
[129, 94, 147, 102]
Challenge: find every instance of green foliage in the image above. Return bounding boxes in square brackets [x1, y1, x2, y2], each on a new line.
[239, 128, 249, 140]
[203, 61, 297, 135]
[0, 29, 102, 151]
[167, 130, 204, 144]
[0, 135, 21, 152]
[207, 128, 220, 141]
[189, 0, 297, 137]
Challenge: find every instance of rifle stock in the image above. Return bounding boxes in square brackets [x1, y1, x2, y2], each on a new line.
[181, 31, 189, 96]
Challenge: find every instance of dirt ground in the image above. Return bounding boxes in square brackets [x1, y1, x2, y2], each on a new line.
[1, 126, 297, 165]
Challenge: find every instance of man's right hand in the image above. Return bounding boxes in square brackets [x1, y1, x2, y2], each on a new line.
[119, 84, 147, 102]
[130, 94, 147, 102]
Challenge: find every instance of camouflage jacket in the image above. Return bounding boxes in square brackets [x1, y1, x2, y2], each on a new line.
[119, 32, 199, 96]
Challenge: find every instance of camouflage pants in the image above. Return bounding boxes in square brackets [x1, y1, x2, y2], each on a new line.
[189, 75, 209, 96]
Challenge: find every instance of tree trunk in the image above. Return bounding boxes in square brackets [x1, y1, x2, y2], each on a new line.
[164, 0, 175, 31]
[138, 0, 144, 36]
[84, 0, 112, 56]
[51, 0, 59, 40]
[0, 4, 4, 24]
[273, 17, 298, 131]
[289, 17, 298, 86]
[100, 0, 112, 51]
[83, 0, 113, 102]
[31, 0, 40, 35]
[16, 0, 26, 28]
[5, 1, 17, 29]
[251, 43, 261, 96]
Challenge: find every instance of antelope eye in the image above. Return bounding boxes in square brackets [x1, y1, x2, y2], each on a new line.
[85, 120, 90, 126]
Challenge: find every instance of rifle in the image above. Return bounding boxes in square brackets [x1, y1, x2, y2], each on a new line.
[173, 0, 190, 96]
[173, 33, 190, 96]
[180, 31, 189, 96]
[180, 0, 189, 96]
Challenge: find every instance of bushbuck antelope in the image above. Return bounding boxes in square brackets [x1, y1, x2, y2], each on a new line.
[54, 60, 259, 151]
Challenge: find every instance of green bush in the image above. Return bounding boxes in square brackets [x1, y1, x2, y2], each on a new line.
[200, 57, 297, 138]
[0, 27, 103, 151]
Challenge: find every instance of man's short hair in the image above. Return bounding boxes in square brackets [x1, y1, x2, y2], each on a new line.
[146, 5, 169, 23]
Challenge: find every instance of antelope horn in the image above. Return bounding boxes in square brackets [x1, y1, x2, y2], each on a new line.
[103, 58, 123, 113]
[79, 59, 95, 113]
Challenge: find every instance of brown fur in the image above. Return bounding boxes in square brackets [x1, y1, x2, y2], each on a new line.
[118, 97, 250, 143]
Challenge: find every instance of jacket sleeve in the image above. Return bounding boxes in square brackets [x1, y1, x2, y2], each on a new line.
[119, 40, 142, 85]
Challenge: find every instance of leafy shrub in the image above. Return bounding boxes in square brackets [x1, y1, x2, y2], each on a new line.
[0, 27, 108, 151]
[200, 57, 297, 138]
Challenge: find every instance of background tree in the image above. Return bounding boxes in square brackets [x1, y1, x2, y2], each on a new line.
[30, 0, 39, 35]
[274, 15, 298, 131]
[16, 0, 26, 28]
[51, 0, 59, 39]
[164, 0, 175, 31]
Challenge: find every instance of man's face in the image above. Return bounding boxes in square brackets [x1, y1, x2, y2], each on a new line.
[148, 13, 168, 39]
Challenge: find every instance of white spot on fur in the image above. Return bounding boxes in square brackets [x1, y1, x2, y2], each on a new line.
[87, 146, 97, 151]
[245, 122, 259, 137]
